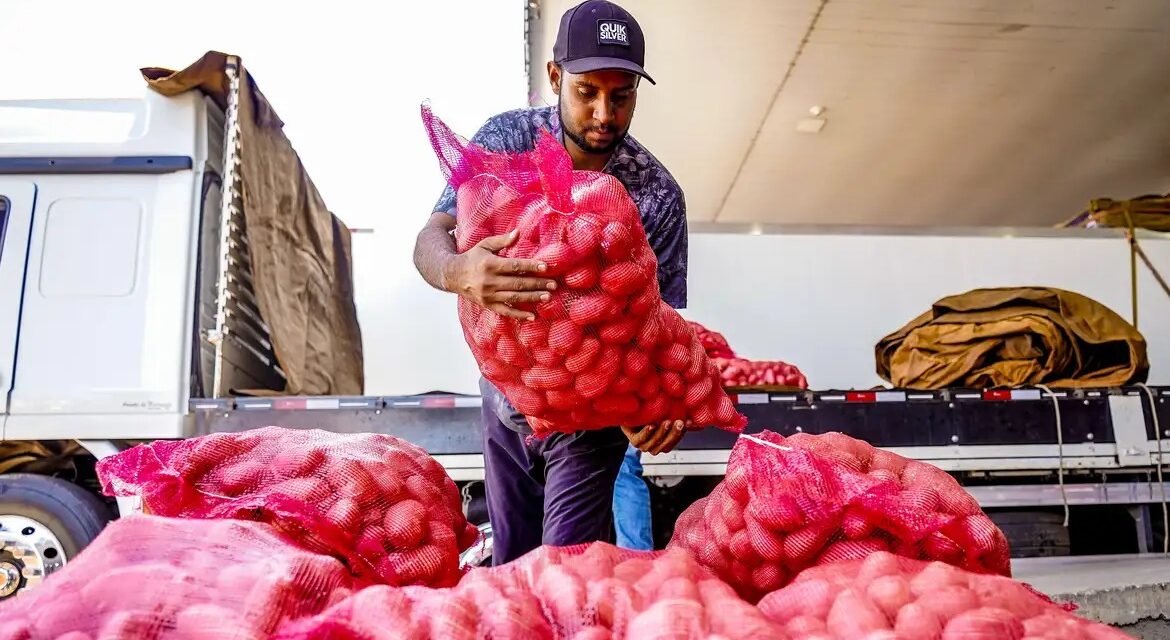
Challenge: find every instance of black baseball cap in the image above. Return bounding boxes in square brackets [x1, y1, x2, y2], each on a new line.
[553, 0, 656, 85]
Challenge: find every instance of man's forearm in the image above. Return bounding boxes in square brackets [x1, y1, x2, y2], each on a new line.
[413, 220, 459, 293]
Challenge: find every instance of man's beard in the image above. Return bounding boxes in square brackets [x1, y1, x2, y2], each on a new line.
[559, 97, 625, 155]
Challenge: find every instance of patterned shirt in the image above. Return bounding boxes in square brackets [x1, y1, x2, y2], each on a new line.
[433, 105, 688, 433]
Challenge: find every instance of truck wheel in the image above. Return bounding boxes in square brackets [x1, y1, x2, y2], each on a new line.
[0, 473, 114, 599]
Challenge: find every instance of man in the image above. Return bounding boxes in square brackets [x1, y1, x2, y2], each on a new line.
[413, 0, 688, 565]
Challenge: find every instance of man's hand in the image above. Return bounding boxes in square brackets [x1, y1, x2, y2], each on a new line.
[444, 230, 557, 321]
[623, 420, 690, 456]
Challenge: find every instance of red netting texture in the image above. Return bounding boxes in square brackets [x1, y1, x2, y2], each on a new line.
[421, 105, 747, 437]
[0, 515, 353, 640]
[667, 431, 1011, 603]
[757, 551, 1129, 639]
[96, 426, 479, 587]
[275, 542, 786, 640]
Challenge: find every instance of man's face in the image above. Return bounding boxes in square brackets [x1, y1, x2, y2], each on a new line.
[549, 64, 639, 156]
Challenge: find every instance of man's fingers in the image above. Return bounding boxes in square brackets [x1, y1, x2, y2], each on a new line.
[487, 302, 535, 321]
[489, 275, 556, 292]
[489, 254, 549, 276]
[477, 229, 520, 253]
[490, 290, 551, 306]
[652, 429, 685, 455]
[622, 425, 651, 447]
[641, 423, 672, 454]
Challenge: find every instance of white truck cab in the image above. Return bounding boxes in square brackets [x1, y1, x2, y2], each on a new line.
[1, 92, 216, 443]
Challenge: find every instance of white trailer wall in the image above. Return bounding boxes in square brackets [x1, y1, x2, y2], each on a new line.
[684, 227, 1170, 391]
[355, 227, 1170, 396]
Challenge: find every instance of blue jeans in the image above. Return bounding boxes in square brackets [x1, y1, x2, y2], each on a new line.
[612, 444, 654, 550]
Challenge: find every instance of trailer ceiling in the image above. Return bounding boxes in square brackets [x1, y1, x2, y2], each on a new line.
[528, 0, 1170, 227]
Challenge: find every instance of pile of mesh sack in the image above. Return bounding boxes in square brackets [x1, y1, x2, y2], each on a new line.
[422, 106, 746, 436]
[97, 426, 479, 587]
[0, 423, 1131, 640]
[712, 358, 809, 389]
[685, 320, 808, 389]
[274, 543, 784, 640]
[668, 430, 1011, 603]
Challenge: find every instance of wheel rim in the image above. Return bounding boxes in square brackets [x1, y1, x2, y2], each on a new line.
[0, 515, 68, 600]
[459, 522, 494, 568]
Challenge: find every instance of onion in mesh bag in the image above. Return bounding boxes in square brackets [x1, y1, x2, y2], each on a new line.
[667, 430, 1011, 603]
[758, 551, 1129, 640]
[97, 426, 480, 587]
[0, 515, 353, 640]
[422, 105, 747, 437]
[276, 542, 786, 640]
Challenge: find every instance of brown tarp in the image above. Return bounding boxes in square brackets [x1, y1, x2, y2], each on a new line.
[876, 287, 1148, 389]
[1060, 194, 1170, 231]
[142, 51, 364, 396]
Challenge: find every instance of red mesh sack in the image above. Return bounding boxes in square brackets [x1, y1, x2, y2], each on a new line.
[687, 321, 737, 359]
[422, 105, 747, 437]
[757, 551, 1127, 640]
[273, 567, 555, 639]
[97, 426, 479, 587]
[276, 543, 786, 640]
[713, 357, 809, 389]
[0, 515, 353, 640]
[668, 430, 1011, 603]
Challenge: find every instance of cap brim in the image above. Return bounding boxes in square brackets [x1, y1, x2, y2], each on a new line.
[561, 57, 656, 85]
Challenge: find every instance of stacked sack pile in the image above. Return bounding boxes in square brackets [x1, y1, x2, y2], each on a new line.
[688, 320, 810, 390]
[0, 425, 1131, 639]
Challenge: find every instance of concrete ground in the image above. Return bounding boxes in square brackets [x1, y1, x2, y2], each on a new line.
[1013, 554, 1170, 639]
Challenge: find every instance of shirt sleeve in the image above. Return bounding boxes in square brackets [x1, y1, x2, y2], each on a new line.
[431, 116, 510, 217]
[651, 192, 689, 310]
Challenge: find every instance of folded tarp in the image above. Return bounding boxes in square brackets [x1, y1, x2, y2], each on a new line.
[876, 287, 1148, 389]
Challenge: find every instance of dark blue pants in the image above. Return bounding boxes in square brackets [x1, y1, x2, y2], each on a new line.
[481, 404, 629, 565]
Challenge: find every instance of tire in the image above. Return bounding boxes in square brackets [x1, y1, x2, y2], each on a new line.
[989, 510, 1070, 558]
[0, 473, 114, 561]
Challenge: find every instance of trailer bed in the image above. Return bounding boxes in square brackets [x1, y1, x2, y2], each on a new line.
[191, 384, 1170, 482]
